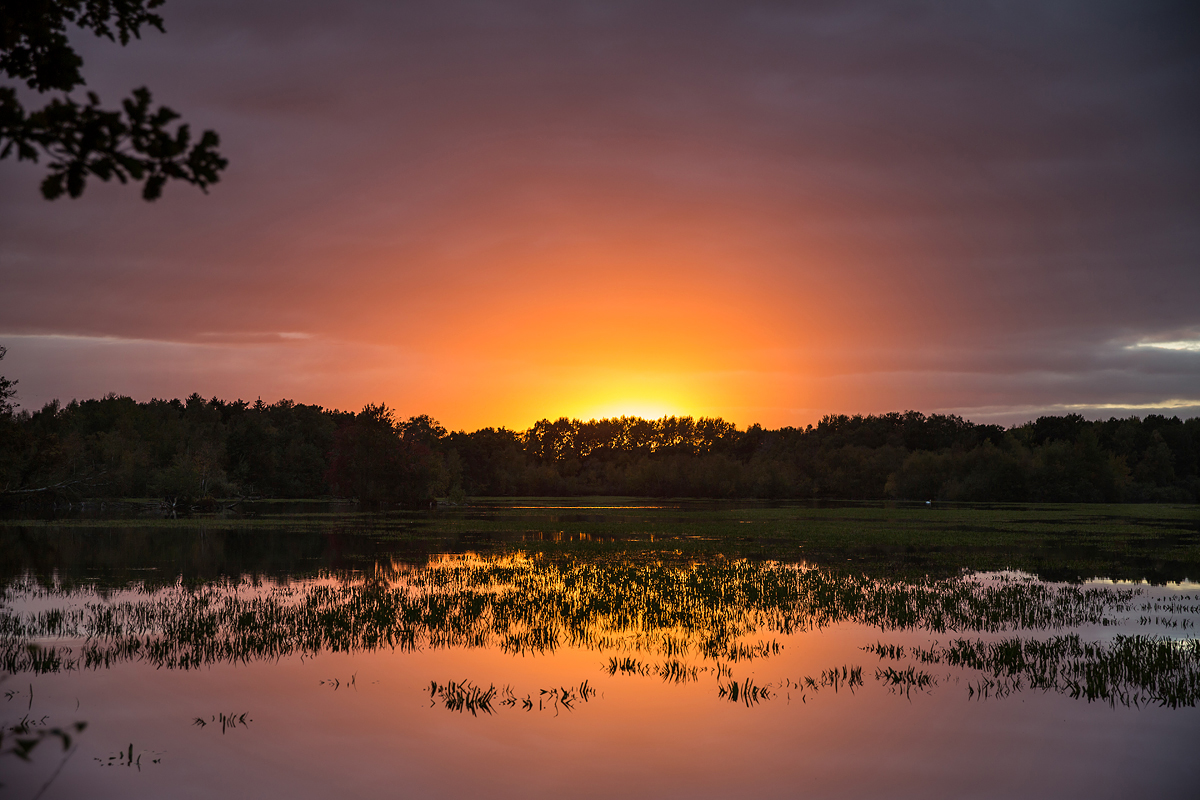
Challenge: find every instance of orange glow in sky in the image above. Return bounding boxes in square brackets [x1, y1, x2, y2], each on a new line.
[2, 2, 1198, 429]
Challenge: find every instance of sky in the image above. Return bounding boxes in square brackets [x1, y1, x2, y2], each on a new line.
[1, 0, 1198, 431]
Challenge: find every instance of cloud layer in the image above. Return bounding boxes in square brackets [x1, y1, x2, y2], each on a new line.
[2, 1, 1198, 427]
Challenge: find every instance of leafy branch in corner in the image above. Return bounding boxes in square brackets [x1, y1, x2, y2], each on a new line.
[1, 85, 225, 199]
[0, 0, 227, 199]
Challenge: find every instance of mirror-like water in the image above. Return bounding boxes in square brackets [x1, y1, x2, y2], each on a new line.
[2, 505, 1198, 798]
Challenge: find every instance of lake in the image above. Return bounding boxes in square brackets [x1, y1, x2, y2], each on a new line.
[2, 501, 1198, 798]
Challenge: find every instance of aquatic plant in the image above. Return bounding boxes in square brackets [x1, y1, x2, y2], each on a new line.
[870, 635, 1200, 708]
[718, 677, 772, 706]
[429, 680, 498, 716]
[0, 556, 1147, 676]
[193, 712, 251, 733]
[3, 553, 1195, 708]
[429, 679, 595, 715]
[875, 665, 937, 697]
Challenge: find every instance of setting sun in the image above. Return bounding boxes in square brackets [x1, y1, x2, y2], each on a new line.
[579, 399, 685, 423]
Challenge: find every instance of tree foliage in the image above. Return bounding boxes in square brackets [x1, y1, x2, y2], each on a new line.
[1, 381, 1197, 508]
[325, 404, 445, 506]
[0, 0, 226, 199]
[0, 345, 15, 417]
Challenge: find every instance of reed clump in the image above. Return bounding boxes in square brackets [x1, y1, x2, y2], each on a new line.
[4, 554, 1195, 708]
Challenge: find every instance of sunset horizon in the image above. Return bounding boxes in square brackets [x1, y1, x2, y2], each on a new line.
[3, 2, 1197, 432]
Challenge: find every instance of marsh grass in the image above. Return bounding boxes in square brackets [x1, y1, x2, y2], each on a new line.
[719, 677, 772, 705]
[93, 742, 161, 770]
[657, 659, 700, 684]
[721, 665, 866, 706]
[429, 680, 596, 715]
[795, 665, 865, 696]
[429, 680, 498, 715]
[863, 635, 1200, 707]
[1, 559, 1144, 676]
[875, 665, 937, 697]
[3, 550, 1197, 709]
[604, 656, 650, 676]
[193, 712, 251, 733]
[603, 657, 702, 683]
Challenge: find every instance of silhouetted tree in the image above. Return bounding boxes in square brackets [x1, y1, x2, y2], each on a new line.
[1, 393, 1198, 504]
[0, 346, 18, 493]
[326, 404, 405, 504]
[0, 345, 15, 416]
[326, 405, 445, 506]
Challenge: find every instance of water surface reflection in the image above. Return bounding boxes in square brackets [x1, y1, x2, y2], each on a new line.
[3, 539, 1199, 798]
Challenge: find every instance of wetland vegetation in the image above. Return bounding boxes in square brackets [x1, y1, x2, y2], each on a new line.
[3, 504, 1199, 711]
[1, 501, 1197, 798]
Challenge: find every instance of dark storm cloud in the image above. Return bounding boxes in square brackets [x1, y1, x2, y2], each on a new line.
[1, 0, 1198, 422]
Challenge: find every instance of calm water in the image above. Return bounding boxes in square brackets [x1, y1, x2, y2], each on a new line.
[2, 508, 1199, 799]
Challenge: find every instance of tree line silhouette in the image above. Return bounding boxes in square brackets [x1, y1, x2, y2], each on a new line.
[1, 389, 1196, 507]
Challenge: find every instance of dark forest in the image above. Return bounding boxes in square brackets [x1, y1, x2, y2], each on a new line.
[1, 391, 1196, 507]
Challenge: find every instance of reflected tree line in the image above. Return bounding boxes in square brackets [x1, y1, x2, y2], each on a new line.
[3, 554, 1197, 707]
[1, 388, 1198, 507]
[0, 525, 434, 593]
